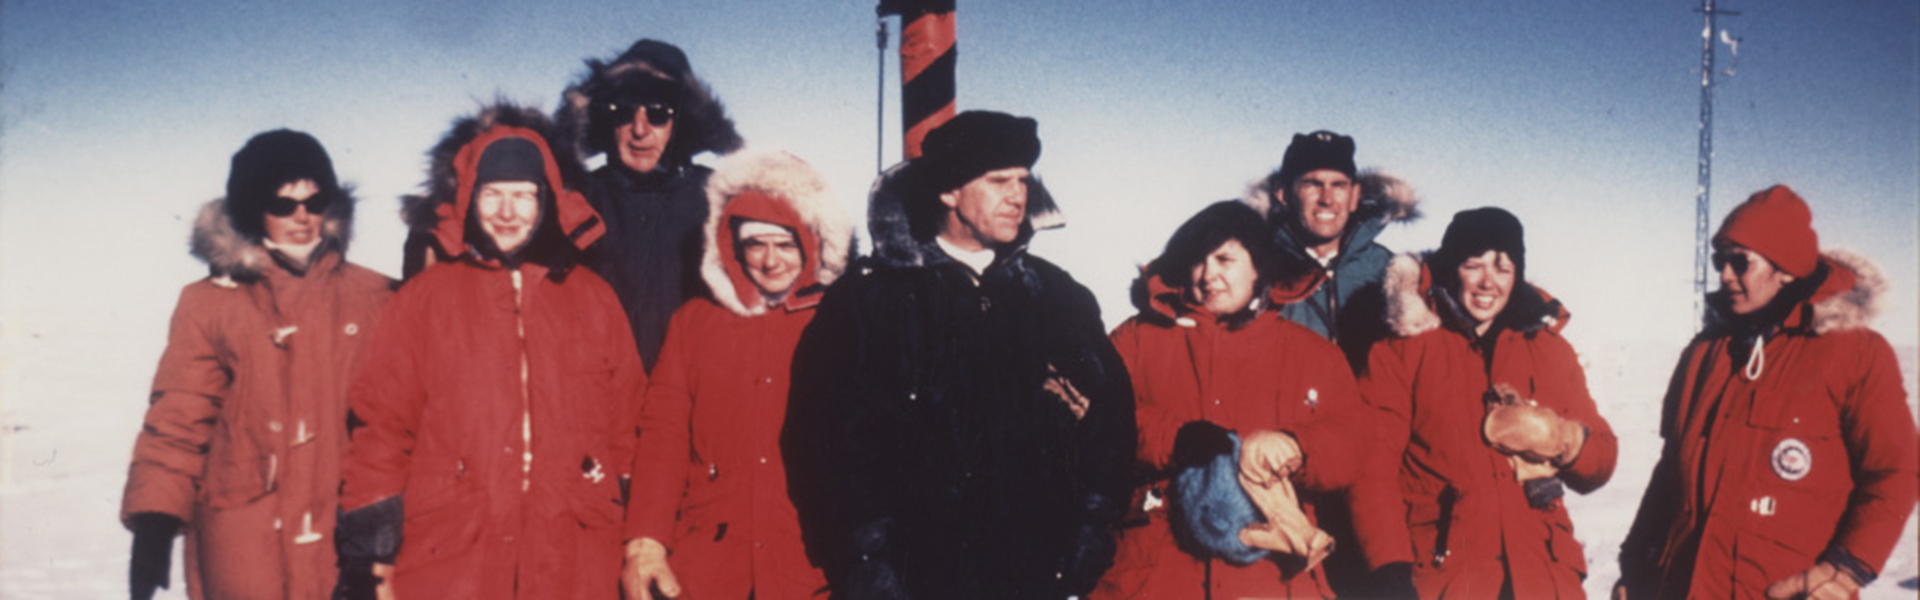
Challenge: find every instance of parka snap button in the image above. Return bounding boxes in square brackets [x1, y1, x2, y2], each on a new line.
[344, 323, 360, 336]
[979, 297, 991, 312]
[268, 420, 283, 433]
[759, 457, 768, 465]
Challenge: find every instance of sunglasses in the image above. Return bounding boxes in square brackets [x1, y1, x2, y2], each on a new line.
[600, 101, 676, 127]
[263, 192, 332, 217]
[1710, 250, 1754, 275]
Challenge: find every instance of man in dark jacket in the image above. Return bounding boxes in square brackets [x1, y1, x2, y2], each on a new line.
[554, 38, 743, 370]
[783, 111, 1137, 599]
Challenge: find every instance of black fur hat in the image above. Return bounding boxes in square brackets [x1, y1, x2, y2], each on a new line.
[557, 38, 742, 170]
[226, 129, 338, 240]
[1429, 206, 1527, 301]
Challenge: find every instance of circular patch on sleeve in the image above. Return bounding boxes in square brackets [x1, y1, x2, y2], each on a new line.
[1770, 438, 1811, 481]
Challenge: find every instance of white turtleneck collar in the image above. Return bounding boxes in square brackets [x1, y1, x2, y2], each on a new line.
[935, 235, 996, 277]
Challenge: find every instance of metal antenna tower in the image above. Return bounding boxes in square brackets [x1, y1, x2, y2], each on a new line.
[1695, 0, 1738, 329]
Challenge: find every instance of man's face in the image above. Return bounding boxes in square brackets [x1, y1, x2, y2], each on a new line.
[741, 232, 804, 296]
[1189, 239, 1260, 316]
[1282, 169, 1359, 247]
[613, 102, 676, 173]
[263, 179, 324, 249]
[941, 166, 1030, 248]
[1456, 250, 1516, 327]
[1715, 244, 1795, 315]
[475, 181, 541, 254]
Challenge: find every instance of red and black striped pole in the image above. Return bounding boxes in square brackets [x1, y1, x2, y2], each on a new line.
[878, 0, 956, 159]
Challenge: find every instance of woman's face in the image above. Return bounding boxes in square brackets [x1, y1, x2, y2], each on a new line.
[1189, 239, 1260, 316]
[1456, 250, 1515, 330]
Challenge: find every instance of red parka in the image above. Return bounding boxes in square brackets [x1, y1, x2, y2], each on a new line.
[1092, 274, 1387, 599]
[1618, 249, 1917, 599]
[122, 196, 393, 599]
[340, 124, 647, 599]
[626, 151, 851, 599]
[1360, 253, 1618, 599]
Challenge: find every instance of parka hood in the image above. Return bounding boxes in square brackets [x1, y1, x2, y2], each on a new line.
[1242, 169, 1420, 256]
[1704, 248, 1887, 336]
[699, 150, 854, 316]
[190, 185, 357, 284]
[1382, 251, 1569, 339]
[864, 160, 1064, 268]
[403, 102, 602, 273]
[554, 40, 743, 170]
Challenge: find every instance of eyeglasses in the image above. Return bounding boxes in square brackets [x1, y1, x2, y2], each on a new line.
[263, 192, 332, 217]
[1711, 250, 1753, 276]
[600, 101, 676, 127]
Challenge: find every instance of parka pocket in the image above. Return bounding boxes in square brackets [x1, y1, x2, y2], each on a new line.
[1544, 513, 1587, 579]
[400, 455, 485, 569]
[201, 436, 275, 509]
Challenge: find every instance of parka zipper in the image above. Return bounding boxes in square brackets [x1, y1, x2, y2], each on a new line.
[512, 269, 532, 492]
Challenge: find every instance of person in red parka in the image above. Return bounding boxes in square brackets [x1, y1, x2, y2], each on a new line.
[1361, 207, 1618, 599]
[1092, 201, 1392, 599]
[121, 130, 394, 600]
[618, 150, 852, 600]
[1615, 185, 1917, 600]
[334, 103, 647, 600]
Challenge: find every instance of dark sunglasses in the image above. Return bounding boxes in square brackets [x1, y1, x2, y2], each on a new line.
[263, 192, 332, 217]
[1710, 250, 1753, 275]
[600, 101, 676, 127]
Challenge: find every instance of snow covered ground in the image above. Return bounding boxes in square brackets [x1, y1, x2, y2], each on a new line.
[2, 318, 1914, 597]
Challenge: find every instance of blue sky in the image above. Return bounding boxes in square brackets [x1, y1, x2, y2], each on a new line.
[2, 0, 1914, 352]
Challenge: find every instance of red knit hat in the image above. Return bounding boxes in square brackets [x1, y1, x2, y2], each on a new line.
[1713, 185, 1820, 277]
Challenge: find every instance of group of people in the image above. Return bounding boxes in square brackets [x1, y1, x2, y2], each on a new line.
[118, 36, 1914, 600]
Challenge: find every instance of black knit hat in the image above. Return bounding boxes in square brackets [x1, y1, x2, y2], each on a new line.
[1267, 130, 1357, 192]
[1152, 201, 1292, 294]
[473, 137, 547, 189]
[1431, 206, 1527, 291]
[226, 129, 337, 239]
[907, 111, 1041, 198]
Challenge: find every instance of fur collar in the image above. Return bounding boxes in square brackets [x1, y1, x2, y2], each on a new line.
[1703, 248, 1888, 336]
[1382, 251, 1567, 338]
[698, 150, 855, 317]
[1241, 168, 1420, 228]
[189, 187, 355, 284]
[864, 161, 1065, 269]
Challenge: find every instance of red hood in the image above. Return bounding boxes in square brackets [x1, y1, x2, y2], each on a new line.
[713, 191, 824, 312]
[432, 125, 603, 258]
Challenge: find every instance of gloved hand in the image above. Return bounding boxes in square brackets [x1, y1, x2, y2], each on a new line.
[1170, 420, 1234, 471]
[1235, 473, 1334, 571]
[128, 512, 181, 600]
[1060, 519, 1117, 595]
[621, 537, 682, 600]
[1764, 561, 1863, 600]
[334, 496, 404, 600]
[1238, 430, 1303, 485]
[1372, 561, 1419, 599]
[1482, 384, 1587, 466]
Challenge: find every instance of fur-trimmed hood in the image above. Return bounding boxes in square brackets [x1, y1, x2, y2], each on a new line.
[1704, 248, 1888, 336]
[401, 102, 589, 235]
[554, 39, 742, 170]
[699, 150, 855, 317]
[864, 160, 1065, 268]
[190, 186, 357, 284]
[1381, 251, 1569, 339]
[1242, 169, 1419, 258]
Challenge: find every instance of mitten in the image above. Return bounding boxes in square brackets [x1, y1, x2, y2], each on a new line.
[128, 512, 181, 600]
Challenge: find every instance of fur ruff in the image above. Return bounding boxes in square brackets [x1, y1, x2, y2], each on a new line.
[553, 49, 742, 167]
[699, 150, 855, 317]
[1240, 168, 1420, 226]
[401, 100, 586, 235]
[1809, 248, 1886, 334]
[1382, 252, 1441, 337]
[190, 185, 357, 283]
[864, 161, 1064, 268]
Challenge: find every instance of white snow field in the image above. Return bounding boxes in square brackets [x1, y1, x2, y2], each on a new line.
[2, 318, 1914, 598]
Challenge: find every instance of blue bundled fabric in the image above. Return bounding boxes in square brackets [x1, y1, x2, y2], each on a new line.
[1171, 434, 1269, 566]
